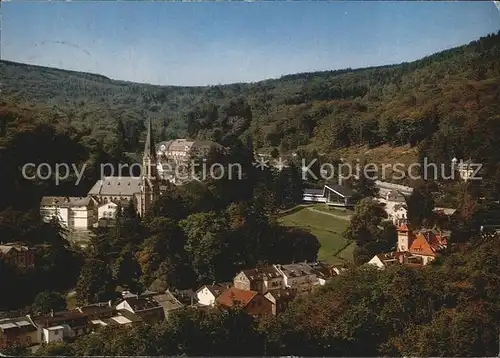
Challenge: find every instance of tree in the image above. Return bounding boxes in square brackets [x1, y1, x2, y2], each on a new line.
[112, 244, 143, 293]
[138, 217, 194, 289]
[31, 290, 67, 315]
[405, 186, 435, 229]
[180, 211, 231, 283]
[343, 198, 393, 264]
[351, 158, 379, 201]
[75, 255, 116, 305]
[275, 164, 304, 209]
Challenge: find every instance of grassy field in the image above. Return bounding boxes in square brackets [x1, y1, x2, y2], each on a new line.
[279, 207, 354, 264]
[310, 204, 354, 217]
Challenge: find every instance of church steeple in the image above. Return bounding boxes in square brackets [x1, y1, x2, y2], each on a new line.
[142, 119, 157, 179]
[144, 118, 156, 161]
[140, 119, 159, 217]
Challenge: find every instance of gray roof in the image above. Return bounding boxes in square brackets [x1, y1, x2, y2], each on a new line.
[324, 184, 354, 197]
[277, 263, 316, 278]
[265, 288, 297, 301]
[121, 296, 161, 312]
[0, 317, 37, 333]
[157, 139, 195, 153]
[242, 266, 282, 281]
[156, 139, 219, 154]
[40, 196, 92, 207]
[88, 177, 142, 196]
[152, 291, 184, 312]
[0, 243, 31, 255]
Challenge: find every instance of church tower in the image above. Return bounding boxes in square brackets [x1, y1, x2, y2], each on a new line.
[140, 119, 159, 216]
[397, 224, 410, 252]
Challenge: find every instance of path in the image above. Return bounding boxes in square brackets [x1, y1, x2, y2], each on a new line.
[307, 207, 352, 221]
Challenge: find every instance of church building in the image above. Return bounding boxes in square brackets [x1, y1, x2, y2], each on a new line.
[87, 119, 160, 217]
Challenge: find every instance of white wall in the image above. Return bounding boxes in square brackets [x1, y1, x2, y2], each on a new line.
[303, 195, 327, 203]
[367, 256, 385, 269]
[43, 327, 64, 344]
[72, 207, 93, 229]
[116, 300, 133, 313]
[98, 203, 118, 220]
[196, 287, 216, 306]
[41, 205, 93, 230]
[263, 277, 284, 292]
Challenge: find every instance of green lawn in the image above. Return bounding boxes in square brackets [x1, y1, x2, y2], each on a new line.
[311, 204, 355, 217]
[279, 207, 354, 264]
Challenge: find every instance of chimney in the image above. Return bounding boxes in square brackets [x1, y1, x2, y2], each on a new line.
[398, 254, 404, 265]
[50, 309, 54, 317]
[108, 300, 112, 307]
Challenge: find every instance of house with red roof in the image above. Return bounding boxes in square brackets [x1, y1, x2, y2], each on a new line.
[216, 287, 273, 317]
[396, 224, 448, 265]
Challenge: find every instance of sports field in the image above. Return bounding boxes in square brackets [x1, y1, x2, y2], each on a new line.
[279, 206, 355, 264]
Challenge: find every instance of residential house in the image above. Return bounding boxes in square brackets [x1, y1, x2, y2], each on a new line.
[155, 139, 221, 182]
[41, 326, 65, 344]
[309, 262, 342, 286]
[233, 266, 283, 294]
[173, 289, 198, 306]
[196, 283, 231, 307]
[31, 310, 90, 343]
[76, 302, 115, 321]
[303, 188, 326, 203]
[0, 243, 36, 269]
[392, 203, 408, 225]
[264, 288, 297, 315]
[96, 200, 128, 221]
[375, 180, 413, 199]
[216, 287, 273, 317]
[397, 225, 448, 265]
[0, 317, 38, 349]
[40, 196, 96, 231]
[151, 291, 184, 320]
[323, 183, 355, 208]
[116, 296, 164, 325]
[77, 302, 143, 329]
[367, 251, 424, 269]
[87, 311, 143, 329]
[275, 263, 319, 294]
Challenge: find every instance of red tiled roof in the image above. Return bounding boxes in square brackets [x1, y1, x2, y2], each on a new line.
[409, 233, 436, 256]
[216, 287, 257, 308]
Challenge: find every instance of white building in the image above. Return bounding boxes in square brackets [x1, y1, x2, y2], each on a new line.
[96, 200, 130, 221]
[40, 196, 96, 230]
[233, 266, 284, 294]
[303, 188, 327, 203]
[41, 325, 65, 344]
[195, 284, 230, 306]
[274, 263, 319, 294]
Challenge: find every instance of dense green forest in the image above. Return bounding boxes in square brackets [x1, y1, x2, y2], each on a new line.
[1, 31, 500, 161]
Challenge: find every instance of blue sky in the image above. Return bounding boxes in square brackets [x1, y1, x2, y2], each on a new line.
[2, 1, 500, 86]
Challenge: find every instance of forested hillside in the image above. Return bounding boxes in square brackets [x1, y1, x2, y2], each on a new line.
[1, 31, 500, 163]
